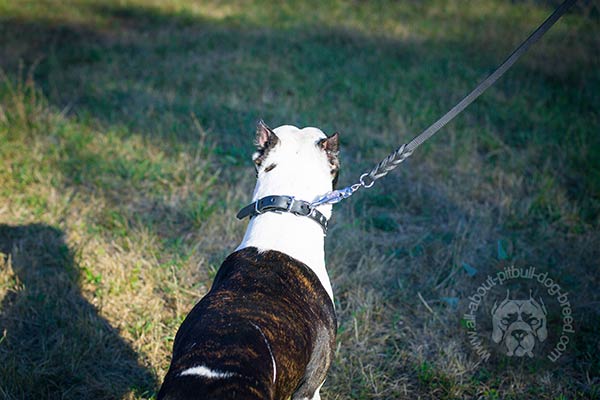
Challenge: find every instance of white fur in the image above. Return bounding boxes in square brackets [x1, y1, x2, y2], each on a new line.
[236, 125, 334, 302]
[310, 381, 325, 400]
[179, 365, 237, 379]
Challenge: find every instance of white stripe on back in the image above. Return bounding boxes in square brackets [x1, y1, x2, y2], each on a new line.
[179, 365, 236, 379]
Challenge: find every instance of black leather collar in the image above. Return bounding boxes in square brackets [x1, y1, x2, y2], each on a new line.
[236, 195, 328, 234]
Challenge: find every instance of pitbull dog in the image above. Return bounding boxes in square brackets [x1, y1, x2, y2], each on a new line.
[491, 290, 548, 357]
[158, 122, 339, 400]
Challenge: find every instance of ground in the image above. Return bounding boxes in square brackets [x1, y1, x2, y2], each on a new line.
[0, 0, 598, 399]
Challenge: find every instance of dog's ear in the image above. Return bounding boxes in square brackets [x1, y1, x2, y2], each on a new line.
[319, 132, 339, 154]
[491, 301, 499, 316]
[253, 120, 279, 166]
[491, 301, 504, 344]
[319, 133, 340, 187]
[535, 297, 548, 342]
[256, 120, 277, 149]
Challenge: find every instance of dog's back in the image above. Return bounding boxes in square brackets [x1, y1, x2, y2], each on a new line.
[158, 247, 336, 400]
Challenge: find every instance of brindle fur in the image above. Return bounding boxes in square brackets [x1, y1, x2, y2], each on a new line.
[158, 247, 337, 400]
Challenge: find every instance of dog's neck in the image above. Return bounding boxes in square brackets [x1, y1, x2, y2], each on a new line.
[236, 172, 334, 302]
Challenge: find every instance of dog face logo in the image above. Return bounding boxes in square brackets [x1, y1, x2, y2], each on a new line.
[491, 290, 548, 357]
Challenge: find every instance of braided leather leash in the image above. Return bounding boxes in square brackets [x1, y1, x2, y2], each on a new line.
[312, 0, 577, 208]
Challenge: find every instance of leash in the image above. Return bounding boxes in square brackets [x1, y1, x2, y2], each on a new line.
[311, 0, 577, 208]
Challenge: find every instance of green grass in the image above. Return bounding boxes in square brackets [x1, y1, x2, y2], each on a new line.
[0, 0, 599, 399]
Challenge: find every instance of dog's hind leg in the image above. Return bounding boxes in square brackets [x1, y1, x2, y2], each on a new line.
[291, 328, 333, 400]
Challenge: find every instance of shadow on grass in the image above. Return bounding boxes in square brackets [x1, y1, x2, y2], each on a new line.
[0, 224, 157, 399]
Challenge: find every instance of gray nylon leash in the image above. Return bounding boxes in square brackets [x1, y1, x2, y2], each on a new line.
[312, 0, 577, 208]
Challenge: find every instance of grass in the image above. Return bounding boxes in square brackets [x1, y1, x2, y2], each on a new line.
[0, 0, 598, 399]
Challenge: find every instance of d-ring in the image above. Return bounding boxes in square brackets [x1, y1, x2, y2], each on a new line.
[359, 173, 375, 188]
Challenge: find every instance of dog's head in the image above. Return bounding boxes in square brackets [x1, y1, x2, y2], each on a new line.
[251, 121, 340, 208]
[491, 290, 547, 357]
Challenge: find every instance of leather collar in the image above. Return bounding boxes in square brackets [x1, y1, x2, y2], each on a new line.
[236, 195, 328, 234]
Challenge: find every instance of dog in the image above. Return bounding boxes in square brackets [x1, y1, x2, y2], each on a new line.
[491, 290, 548, 357]
[158, 121, 340, 400]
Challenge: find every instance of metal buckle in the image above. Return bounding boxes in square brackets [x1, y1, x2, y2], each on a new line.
[254, 200, 263, 214]
[286, 196, 295, 212]
[288, 196, 313, 217]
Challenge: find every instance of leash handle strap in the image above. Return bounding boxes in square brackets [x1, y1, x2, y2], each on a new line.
[312, 0, 577, 208]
